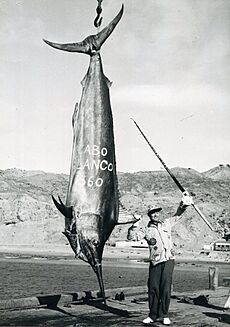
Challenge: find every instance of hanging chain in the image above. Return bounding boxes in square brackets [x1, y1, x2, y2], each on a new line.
[94, 0, 103, 28]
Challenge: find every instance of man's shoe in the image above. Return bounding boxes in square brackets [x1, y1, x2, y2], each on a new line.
[142, 317, 154, 324]
[163, 317, 171, 325]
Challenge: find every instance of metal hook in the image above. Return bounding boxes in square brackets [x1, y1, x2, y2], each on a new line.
[94, 0, 103, 28]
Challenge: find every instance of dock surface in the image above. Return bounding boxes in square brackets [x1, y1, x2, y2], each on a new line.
[0, 286, 229, 327]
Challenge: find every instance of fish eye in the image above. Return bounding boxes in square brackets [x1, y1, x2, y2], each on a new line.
[92, 239, 99, 246]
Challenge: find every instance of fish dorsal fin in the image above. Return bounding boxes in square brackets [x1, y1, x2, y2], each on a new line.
[52, 195, 73, 218]
[72, 102, 79, 128]
[81, 74, 88, 87]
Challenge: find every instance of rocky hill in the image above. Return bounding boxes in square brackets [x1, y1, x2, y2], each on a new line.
[0, 165, 229, 253]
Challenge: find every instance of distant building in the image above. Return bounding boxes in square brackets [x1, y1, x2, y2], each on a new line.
[223, 229, 230, 241]
[213, 239, 230, 251]
[203, 243, 214, 251]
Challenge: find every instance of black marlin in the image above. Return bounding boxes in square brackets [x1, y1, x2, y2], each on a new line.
[44, 5, 124, 303]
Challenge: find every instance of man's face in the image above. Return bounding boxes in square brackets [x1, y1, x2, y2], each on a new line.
[149, 212, 160, 223]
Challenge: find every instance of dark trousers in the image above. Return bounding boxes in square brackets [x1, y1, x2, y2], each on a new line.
[147, 259, 175, 320]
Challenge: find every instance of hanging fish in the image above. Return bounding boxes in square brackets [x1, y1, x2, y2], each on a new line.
[43, 5, 124, 304]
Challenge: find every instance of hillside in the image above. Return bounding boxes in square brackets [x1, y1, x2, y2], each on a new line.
[0, 165, 229, 253]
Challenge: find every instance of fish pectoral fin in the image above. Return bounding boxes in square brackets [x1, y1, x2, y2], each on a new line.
[63, 230, 88, 262]
[52, 195, 72, 218]
[77, 252, 88, 263]
[63, 230, 78, 254]
[116, 206, 140, 225]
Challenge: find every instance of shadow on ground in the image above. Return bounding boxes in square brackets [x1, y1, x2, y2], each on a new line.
[203, 312, 230, 325]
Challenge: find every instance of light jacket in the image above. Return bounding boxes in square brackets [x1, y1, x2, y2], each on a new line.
[144, 199, 190, 265]
[144, 216, 180, 265]
[128, 200, 189, 265]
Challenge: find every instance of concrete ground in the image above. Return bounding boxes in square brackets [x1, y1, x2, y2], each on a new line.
[0, 286, 229, 327]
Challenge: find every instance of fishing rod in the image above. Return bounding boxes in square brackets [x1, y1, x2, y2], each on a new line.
[131, 118, 214, 231]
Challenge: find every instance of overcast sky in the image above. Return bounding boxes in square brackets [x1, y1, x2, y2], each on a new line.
[0, 0, 229, 174]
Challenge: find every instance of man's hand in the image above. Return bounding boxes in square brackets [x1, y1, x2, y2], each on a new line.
[181, 191, 194, 206]
[174, 191, 194, 217]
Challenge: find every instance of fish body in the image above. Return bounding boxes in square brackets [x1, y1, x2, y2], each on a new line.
[44, 5, 124, 302]
[66, 52, 118, 265]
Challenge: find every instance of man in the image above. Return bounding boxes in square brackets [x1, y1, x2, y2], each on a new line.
[141, 192, 194, 325]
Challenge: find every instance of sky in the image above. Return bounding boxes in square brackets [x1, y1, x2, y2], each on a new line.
[0, 0, 229, 174]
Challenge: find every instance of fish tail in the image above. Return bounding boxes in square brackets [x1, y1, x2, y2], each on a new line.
[43, 5, 124, 55]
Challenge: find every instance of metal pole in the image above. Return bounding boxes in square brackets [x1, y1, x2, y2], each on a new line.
[209, 266, 219, 290]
